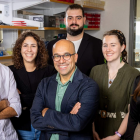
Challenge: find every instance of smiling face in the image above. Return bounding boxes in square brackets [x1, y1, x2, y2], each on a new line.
[53, 40, 78, 79]
[102, 35, 125, 63]
[21, 36, 38, 65]
[64, 9, 85, 36]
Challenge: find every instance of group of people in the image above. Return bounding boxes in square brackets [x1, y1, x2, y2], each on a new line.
[0, 3, 140, 140]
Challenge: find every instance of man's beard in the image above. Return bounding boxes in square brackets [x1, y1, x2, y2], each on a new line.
[66, 24, 84, 36]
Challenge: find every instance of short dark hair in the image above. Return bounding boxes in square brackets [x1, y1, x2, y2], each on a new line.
[65, 4, 84, 17]
[103, 30, 127, 63]
[12, 31, 49, 69]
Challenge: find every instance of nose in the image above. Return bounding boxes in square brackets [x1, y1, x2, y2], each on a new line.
[106, 46, 111, 51]
[27, 46, 31, 52]
[59, 56, 66, 63]
[72, 17, 77, 24]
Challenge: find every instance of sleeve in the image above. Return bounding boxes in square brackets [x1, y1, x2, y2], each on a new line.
[125, 76, 140, 139]
[30, 79, 99, 132]
[8, 69, 21, 117]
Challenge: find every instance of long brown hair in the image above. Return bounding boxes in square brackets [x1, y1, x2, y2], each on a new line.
[12, 31, 49, 69]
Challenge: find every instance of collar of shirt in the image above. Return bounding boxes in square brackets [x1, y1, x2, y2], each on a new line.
[56, 66, 77, 86]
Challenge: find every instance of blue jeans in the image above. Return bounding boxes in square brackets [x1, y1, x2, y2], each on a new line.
[17, 124, 41, 140]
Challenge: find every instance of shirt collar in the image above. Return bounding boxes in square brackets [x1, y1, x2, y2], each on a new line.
[56, 66, 77, 85]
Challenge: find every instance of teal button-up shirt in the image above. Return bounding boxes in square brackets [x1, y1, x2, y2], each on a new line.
[50, 67, 77, 140]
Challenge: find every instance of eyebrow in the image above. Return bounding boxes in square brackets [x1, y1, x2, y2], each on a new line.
[23, 43, 37, 45]
[68, 16, 82, 18]
[53, 52, 70, 55]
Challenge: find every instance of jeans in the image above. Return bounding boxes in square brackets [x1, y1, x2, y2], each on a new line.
[17, 124, 41, 140]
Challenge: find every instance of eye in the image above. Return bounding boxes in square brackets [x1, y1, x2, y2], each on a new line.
[54, 55, 60, 58]
[77, 16, 82, 20]
[23, 45, 27, 47]
[103, 45, 107, 47]
[68, 17, 72, 20]
[32, 45, 36, 47]
[64, 53, 70, 56]
[111, 45, 115, 47]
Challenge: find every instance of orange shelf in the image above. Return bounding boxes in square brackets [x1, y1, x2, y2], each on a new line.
[50, 0, 104, 11]
[44, 27, 100, 30]
[44, 27, 66, 30]
[0, 55, 12, 60]
[50, 0, 72, 5]
[0, 25, 38, 30]
[83, 5, 104, 11]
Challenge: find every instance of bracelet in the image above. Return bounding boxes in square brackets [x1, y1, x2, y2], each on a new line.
[115, 131, 121, 138]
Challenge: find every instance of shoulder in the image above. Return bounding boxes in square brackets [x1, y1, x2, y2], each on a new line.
[124, 64, 139, 76]
[90, 64, 105, 78]
[9, 65, 16, 72]
[75, 68, 98, 88]
[39, 64, 56, 76]
[84, 33, 102, 43]
[90, 64, 105, 73]
[0, 63, 11, 73]
[39, 73, 57, 87]
[0, 63, 13, 77]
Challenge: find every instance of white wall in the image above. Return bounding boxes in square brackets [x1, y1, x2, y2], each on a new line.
[85, 0, 130, 53]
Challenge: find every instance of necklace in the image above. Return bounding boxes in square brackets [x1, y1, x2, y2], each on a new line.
[108, 72, 118, 85]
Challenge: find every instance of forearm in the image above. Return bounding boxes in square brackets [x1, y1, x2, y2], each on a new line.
[0, 100, 9, 111]
[0, 107, 18, 119]
[117, 113, 129, 135]
[0, 102, 6, 112]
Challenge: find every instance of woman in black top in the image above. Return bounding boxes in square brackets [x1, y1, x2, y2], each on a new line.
[9, 31, 56, 140]
[125, 75, 140, 140]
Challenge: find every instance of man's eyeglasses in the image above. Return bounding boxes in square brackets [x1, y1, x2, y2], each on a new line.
[52, 53, 75, 62]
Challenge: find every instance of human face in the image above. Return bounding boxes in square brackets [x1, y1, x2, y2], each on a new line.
[102, 35, 125, 63]
[53, 40, 78, 79]
[21, 36, 38, 65]
[64, 9, 85, 36]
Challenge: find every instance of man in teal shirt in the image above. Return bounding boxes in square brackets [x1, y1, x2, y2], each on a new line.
[31, 39, 99, 140]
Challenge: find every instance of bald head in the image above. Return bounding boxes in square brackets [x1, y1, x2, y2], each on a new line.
[53, 39, 75, 54]
[52, 39, 78, 80]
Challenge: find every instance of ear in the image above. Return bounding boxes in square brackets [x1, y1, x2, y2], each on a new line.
[64, 17, 66, 25]
[121, 44, 125, 52]
[74, 53, 78, 63]
[83, 16, 86, 25]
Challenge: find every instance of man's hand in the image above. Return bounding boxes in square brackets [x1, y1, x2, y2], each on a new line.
[0, 100, 9, 112]
[42, 108, 49, 117]
[70, 102, 81, 114]
[101, 134, 120, 140]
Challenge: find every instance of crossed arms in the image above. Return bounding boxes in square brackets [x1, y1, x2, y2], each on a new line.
[31, 79, 99, 132]
[0, 70, 21, 120]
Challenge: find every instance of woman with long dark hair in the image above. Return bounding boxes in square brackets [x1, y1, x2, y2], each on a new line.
[9, 31, 56, 140]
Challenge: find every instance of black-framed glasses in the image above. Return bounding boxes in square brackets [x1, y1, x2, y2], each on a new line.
[52, 53, 75, 62]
